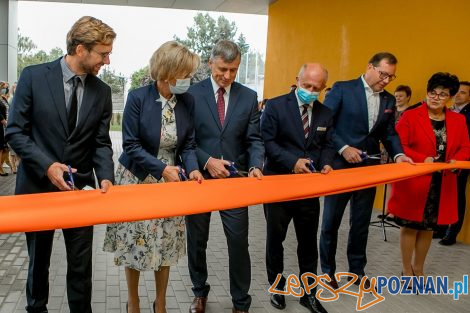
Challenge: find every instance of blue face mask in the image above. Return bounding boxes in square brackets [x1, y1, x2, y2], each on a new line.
[296, 87, 319, 104]
[0, 88, 7, 95]
[169, 78, 191, 94]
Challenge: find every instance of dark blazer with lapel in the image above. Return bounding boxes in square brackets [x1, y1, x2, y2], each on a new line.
[324, 76, 403, 169]
[6, 58, 114, 194]
[389, 103, 470, 224]
[261, 91, 336, 175]
[189, 78, 264, 173]
[118, 83, 199, 181]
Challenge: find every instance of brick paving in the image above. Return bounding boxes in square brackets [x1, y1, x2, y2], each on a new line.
[0, 131, 469, 312]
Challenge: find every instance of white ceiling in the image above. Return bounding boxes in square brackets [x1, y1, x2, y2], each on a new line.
[23, 0, 276, 14]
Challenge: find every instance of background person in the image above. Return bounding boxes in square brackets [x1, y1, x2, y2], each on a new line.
[0, 81, 10, 176]
[103, 41, 203, 313]
[388, 72, 470, 279]
[5, 16, 116, 313]
[440, 81, 470, 245]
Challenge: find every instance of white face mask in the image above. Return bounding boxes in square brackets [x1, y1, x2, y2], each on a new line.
[169, 78, 191, 94]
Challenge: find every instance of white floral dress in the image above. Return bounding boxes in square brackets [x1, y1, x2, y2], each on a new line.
[103, 96, 185, 271]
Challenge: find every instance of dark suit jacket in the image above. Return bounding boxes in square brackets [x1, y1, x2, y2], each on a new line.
[458, 102, 470, 138]
[324, 76, 403, 169]
[261, 91, 335, 175]
[118, 83, 199, 181]
[189, 78, 264, 174]
[5, 58, 114, 194]
[389, 103, 470, 224]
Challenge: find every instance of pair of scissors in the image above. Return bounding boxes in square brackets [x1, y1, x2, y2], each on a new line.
[225, 162, 249, 177]
[177, 166, 188, 181]
[306, 159, 319, 173]
[65, 165, 76, 190]
[360, 152, 382, 161]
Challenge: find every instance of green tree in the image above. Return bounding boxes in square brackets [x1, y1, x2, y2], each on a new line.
[17, 32, 64, 77]
[99, 67, 127, 94]
[129, 13, 250, 88]
[174, 13, 249, 82]
[129, 66, 150, 91]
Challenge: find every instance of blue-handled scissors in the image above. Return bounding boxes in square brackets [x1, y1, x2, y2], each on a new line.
[65, 165, 76, 190]
[225, 162, 249, 177]
[177, 166, 188, 181]
[306, 159, 319, 173]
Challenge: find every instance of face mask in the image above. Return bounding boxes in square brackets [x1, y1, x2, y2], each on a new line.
[0, 88, 7, 95]
[296, 87, 319, 104]
[169, 78, 191, 94]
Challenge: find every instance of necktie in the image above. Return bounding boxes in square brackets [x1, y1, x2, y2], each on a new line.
[67, 76, 80, 133]
[217, 87, 226, 125]
[301, 104, 309, 139]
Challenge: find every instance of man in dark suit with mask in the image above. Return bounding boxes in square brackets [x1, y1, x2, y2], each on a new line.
[261, 63, 333, 313]
[6, 16, 115, 313]
[187, 40, 264, 313]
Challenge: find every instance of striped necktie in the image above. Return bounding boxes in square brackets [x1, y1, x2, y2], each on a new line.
[301, 104, 309, 139]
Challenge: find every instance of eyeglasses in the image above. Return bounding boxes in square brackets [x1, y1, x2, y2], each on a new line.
[91, 49, 112, 59]
[427, 90, 450, 100]
[373, 67, 396, 81]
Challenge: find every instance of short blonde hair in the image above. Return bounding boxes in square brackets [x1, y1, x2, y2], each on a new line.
[149, 41, 200, 81]
[66, 16, 116, 55]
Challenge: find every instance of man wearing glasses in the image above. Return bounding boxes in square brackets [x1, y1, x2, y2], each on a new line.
[6, 16, 115, 313]
[319, 52, 412, 290]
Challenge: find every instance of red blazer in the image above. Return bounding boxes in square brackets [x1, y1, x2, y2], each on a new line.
[388, 103, 470, 224]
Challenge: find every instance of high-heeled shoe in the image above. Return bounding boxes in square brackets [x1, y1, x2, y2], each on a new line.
[400, 271, 413, 290]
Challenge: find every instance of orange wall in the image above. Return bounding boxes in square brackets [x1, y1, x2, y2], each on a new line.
[264, 0, 470, 103]
[264, 0, 470, 243]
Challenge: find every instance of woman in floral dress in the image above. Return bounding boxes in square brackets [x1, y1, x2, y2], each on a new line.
[103, 41, 203, 313]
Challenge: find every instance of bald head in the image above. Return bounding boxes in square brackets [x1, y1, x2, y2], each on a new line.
[296, 63, 328, 92]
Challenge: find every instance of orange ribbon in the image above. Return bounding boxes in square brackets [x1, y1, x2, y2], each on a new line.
[1, 162, 469, 233]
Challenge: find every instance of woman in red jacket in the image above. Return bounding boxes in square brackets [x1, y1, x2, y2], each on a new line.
[388, 72, 470, 279]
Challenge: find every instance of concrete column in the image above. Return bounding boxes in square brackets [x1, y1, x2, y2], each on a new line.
[0, 0, 18, 83]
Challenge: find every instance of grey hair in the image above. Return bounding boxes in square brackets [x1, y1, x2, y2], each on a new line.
[210, 40, 241, 63]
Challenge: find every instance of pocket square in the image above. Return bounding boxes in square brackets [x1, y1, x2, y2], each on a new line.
[384, 109, 393, 113]
[316, 126, 327, 131]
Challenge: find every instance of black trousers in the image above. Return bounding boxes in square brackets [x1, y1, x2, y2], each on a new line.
[446, 170, 469, 239]
[25, 226, 93, 313]
[264, 198, 320, 289]
[186, 208, 251, 311]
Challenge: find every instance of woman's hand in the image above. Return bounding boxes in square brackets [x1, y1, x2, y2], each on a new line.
[424, 157, 435, 163]
[162, 165, 181, 182]
[189, 170, 204, 183]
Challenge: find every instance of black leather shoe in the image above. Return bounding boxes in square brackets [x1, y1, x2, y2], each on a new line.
[270, 293, 286, 310]
[439, 236, 457, 246]
[299, 295, 328, 313]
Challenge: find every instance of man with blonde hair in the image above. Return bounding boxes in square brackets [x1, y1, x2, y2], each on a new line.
[6, 16, 116, 313]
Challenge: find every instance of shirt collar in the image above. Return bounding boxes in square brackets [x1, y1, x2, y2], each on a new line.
[210, 75, 231, 96]
[60, 56, 87, 85]
[159, 94, 177, 109]
[361, 75, 382, 95]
